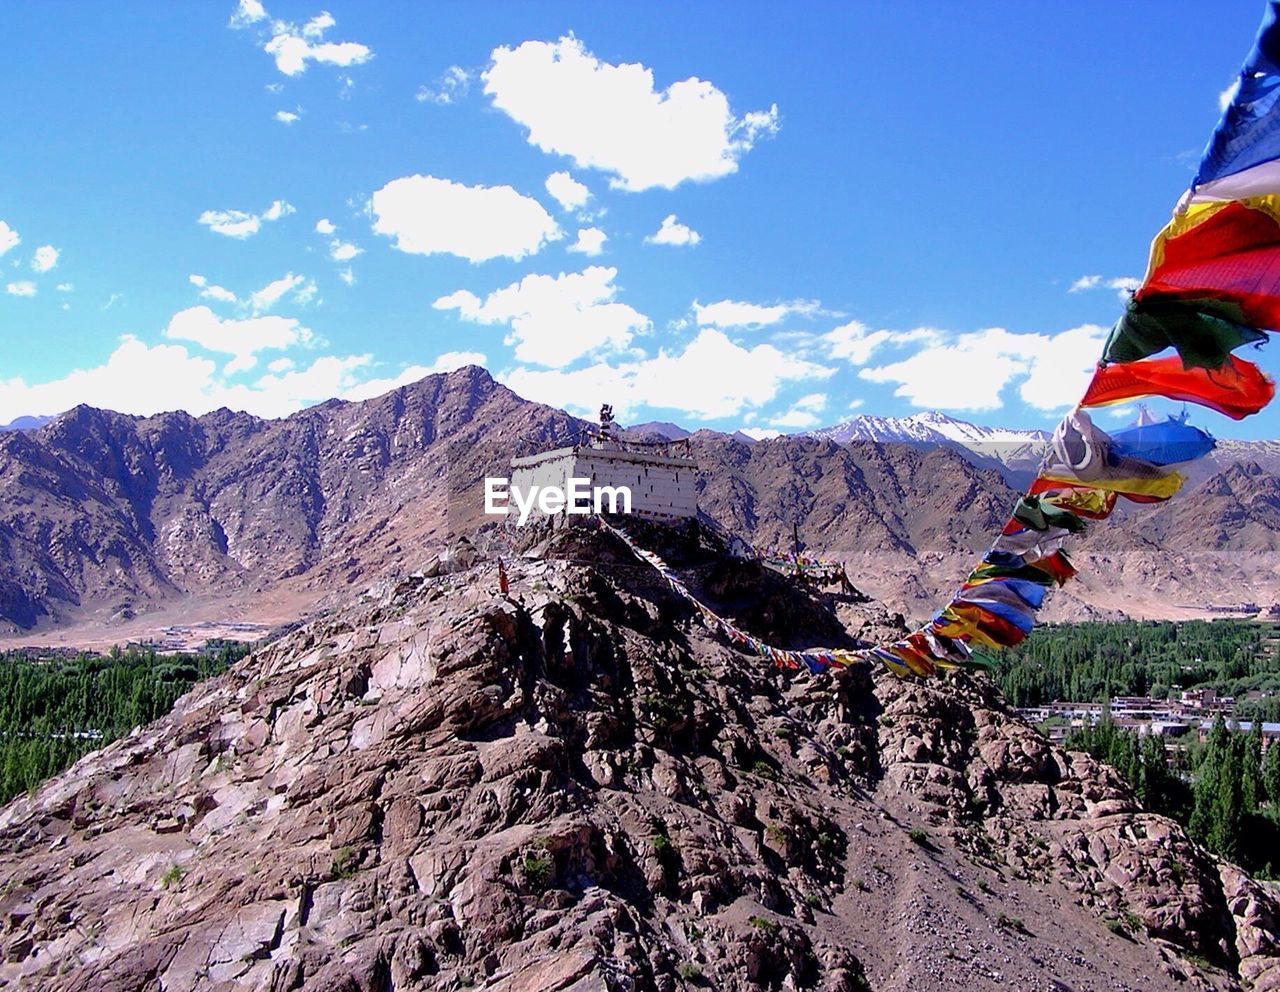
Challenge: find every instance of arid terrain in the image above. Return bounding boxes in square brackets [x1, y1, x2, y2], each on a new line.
[0, 523, 1277, 991]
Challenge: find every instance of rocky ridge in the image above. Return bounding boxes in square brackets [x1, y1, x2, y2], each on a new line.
[0, 522, 1276, 991]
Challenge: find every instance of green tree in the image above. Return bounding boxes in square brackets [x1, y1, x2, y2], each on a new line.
[1190, 716, 1229, 845]
[1242, 722, 1264, 811]
[1264, 741, 1280, 809]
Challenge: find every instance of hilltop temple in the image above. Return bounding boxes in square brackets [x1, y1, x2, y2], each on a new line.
[507, 404, 698, 523]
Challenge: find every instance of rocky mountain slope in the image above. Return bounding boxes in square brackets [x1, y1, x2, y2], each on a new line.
[687, 432, 1280, 621]
[0, 367, 584, 636]
[0, 523, 1275, 991]
[0, 366, 1277, 640]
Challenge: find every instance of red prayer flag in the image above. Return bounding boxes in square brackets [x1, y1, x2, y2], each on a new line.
[1081, 354, 1274, 420]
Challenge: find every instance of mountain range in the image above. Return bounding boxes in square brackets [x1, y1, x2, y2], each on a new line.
[0, 365, 1276, 643]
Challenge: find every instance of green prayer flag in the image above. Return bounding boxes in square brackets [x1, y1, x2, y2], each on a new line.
[1103, 297, 1267, 370]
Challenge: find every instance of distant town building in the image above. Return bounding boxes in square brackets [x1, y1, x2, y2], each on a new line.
[1019, 692, 1280, 749]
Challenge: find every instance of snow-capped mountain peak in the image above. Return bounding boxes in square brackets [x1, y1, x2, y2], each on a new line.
[810, 411, 1049, 447]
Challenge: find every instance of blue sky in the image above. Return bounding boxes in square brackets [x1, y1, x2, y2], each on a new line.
[1, 1, 1278, 439]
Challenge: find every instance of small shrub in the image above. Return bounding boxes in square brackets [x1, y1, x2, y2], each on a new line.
[520, 851, 554, 892]
[161, 864, 184, 889]
[907, 827, 929, 847]
[332, 847, 358, 880]
[651, 832, 681, 888]
[803, 893, 823, 909]
[747, 915, 776, 932]
[996, 913, 1027, 934]
[677, 962, 702, 980]
[751, 760, 778, 782]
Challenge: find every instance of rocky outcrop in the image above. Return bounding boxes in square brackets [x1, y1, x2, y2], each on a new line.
[0, 524, 1275, 990]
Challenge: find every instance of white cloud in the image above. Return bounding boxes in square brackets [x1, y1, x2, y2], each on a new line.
[859, 323, 1108, 413]
[824, 321, 890, 364]
[248, 272, 315, 313]
[341, 351, 489, 402]
[824, 321, 941, 365]
[545, 171, 590, 212]
[338, 267, 354, 286]
[274, 109, 300, 124]
[190, 274, 239, 304]
[1219, 79, 1240, 112]
[483, 35, 780, 191]
[693, 298, 819, 328]
[301, 11, 335, 39]
[416, 66, 471, 105]
[198, 199, 294, 238]
[163, 305, 313, 373]
[55, 283, 73, 293]
[771, 410, 819, 429]
[31, 245, 58, 273]
[329, 239, 361, 261]
[5, 281, 36, 298]
[265, 35, 370, 77]
[1015, 324, 1110, 410]
[771, 392, 828, 429]
[370, 174, 561, 263]
[203, 285, 238, 304]
[0, 221, 19, 256]
[0, 333, 395, 423]
[503, 328, 833, 421]
[262, 20, 372, 77]
[568, 227, 607, 256]
[229, 0, 267, 27]
[1069, 273, 1140, 298]
[434, 265, 646, 367]
[645, 214, 700, 246]
[230, 2, 371, 78]
[262, 199, 293, 222]
[738, 427, 780, 441]
[315, 217, 335, 234]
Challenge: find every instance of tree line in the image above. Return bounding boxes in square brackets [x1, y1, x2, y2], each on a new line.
[0, 642, 249, 803]
[994, 619, 1278, 708]
[1068, 711, 1280, 877]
